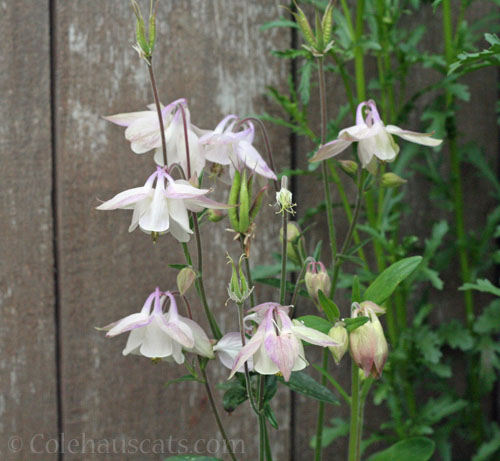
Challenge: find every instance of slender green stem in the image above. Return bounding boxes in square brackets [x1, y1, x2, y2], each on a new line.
[291, 256, 315, 314]
[348, 362, 360, 461]
[198, 363, 238, 461]
[442, 0, 474, 327]
[147, 62, 168, 167]
[182, 225, 222, 340]
[257, 375, 272, 460]
[280, 210, 289, 305]
[356, 378, 374, 461]
[314, 349, 329, 460]
[354, 0, 366, 102]
[239, 237, 256, 307]
[237, 303, 260, 415]
[313, 364, 351, 406]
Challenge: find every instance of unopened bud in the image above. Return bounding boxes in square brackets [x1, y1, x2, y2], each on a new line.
[177, 267, 196, 295]
[338, 160, 359, 176]
[328, 323, 348, 364]
[349, 301, 388, 378]
[381, 172, 407, 188]
[280, 222, 303, 265]
[207, 209, 224, 223]
[305, 261, 331, 307]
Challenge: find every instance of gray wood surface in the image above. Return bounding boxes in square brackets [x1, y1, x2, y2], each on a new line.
[1, 0, 498, 460]
[52, 1, 290, 460]
[0, 1, 59, 460]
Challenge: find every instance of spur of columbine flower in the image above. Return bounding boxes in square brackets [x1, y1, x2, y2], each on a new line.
[104, 98, 206, 176]
[310, 100, 442, 172]
[199, 115, 277, 181]
[228, 303, 337, 381]
[96, 166, 229, 242]
[100, 288, 213, 362]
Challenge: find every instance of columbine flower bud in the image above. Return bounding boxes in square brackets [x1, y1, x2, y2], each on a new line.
[227, 254, 254, 304]
[275, 176, 296, 215]
[177, 267, 197, 295]
[131, 0, 158, 62]
[280, 222, 303, 266]
[349, 301, 388, 378]
[305, 261, 331, 307]
[207, 209, 224, 223]
[328, 323, 348, 364]
[381, 172, 407, 188]
[338, 160, 359, 177]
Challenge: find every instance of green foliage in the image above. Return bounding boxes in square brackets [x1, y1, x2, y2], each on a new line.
[368, 437, 435, 461]
[279, 371, 339, 405]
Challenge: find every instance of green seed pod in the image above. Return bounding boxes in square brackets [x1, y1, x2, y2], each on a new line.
[228, 170, 241, 231]
[238, 170, 250, 233]
[249, 186, 268, 222]
[148, 3, 157, 53]
[322, 1, 334, 46]
[293, 3, 316, 47]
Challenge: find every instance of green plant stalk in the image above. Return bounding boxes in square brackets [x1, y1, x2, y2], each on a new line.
[280, 209, 288, 306]
[314, 57, 337, 461]
[348, 362, 360, 461]
[354, 0, 366, 104]
[240, 237, 256, 307]
[356, 378, 374, 460]
[442, 0, 474, 326]
[199, 363, 238, 461]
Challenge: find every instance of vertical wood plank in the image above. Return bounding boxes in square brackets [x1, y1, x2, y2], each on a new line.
[54, 1, 290, 459]
[0, 1, 58, 460]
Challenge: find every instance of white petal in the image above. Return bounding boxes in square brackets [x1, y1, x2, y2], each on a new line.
[254, 345, 280, 375]
[107, 313, 151, 337]
[290, 321, 337, 347]
[179, 317, 214, 358]
[139, 319, 174, 358]
[386, 125, 443, 146]
[339, 122, 381, 141]
[168, 219, 191, 243]
[96, 187, 151, 210]
[237, 141, 276, 179]
[167, 199, 191, 232]
[139, 180, 170, 233]
[123, 328, 147, 355]
[128, 198, 152, 232]
[103, 111, 152, 127]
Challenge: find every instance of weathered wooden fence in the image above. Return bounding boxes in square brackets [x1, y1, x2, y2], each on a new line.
[0, 1, 498, 460]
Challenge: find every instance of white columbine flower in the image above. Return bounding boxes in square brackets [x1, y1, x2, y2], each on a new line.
[228, 303, 337, 381]
[311, 100, 442, 172]
[96, 166, 228, 242]
[213, 332, 254, 373]
[104, 98, 207, 176]
[101, 288, 213, 362]
[199, 115, 277, 181]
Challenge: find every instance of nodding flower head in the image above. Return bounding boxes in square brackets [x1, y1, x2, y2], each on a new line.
[99, 288, 213, 362]
[96, 166, 229, 242]
[305, 261, 331, 308]
[311, 99, 442, 173]
[228, 303, 337, 381]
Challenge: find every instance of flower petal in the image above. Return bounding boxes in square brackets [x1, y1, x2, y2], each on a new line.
[122, 328, 146, 355]
[139, 178, 170, 232]
[385, 125, 443, 146]
[179, 317, 214, 358]
[290, 320, 338, 347]
[103, 110, 152, 127]
[228, 323, 265, 379]
[237, 141, 277, 180]
[139, 319, 174, 358]
[213, 332, 253, 371]
[310, 139, 352, 162]
[96, 187, 151, 210]
[106, 313, 151, 337]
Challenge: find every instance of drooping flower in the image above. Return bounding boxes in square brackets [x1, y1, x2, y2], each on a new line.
[104, 98, 207, 176]
[311, 100, 442, 172]
[199, 115, 277, 181]
[213, 332, 254, 373]
[228, 303, 337, 381]
[101, 288, 213, 362]
[328, 323, 349, 365]
[96, 166, 228, 242]
[349, 301, 388, 378]
[305, 261, 331, 308]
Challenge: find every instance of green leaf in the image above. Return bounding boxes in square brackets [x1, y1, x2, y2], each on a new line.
[309, 417, 349, 449]
[344, 316, 369, 332]
[222, 382, 248, 413]
[296, 315, 333, 335]
[317, 290, 340, 322]
[165, 457, 223, 461]
[460, 279, 500, 297]
[260, 17, 299, 31]
[439, 320, 474, 351]
[363, 256, 422, 304]
[264, 403, 279, 429]
[298, 60, 313, 105]
[474, 300, 500, 334]
[351, 275, 361, 303]
[472, 424, 500, 461]
[368, 437, 435, 461]
[420, 396, 467, 425]
[279, 371, 339, 405]
[165, 374, 199, 387]
[415, 325, 442, 364]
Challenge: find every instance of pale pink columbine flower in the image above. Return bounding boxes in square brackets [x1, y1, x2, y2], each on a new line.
[96, 166, 228, 242]
[213, 332, 254, 373]
[228, 303, 337, 381]
[101, 288, 213, 362]
[199, 115, 277, 181]
[104, 98, 207, 176]
[349, 301, 388, 378]
[311, 100, 442, 172]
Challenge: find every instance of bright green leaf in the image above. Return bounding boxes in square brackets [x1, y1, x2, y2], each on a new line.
[368, 437, 435, 461]
[279, 371, 339, 405]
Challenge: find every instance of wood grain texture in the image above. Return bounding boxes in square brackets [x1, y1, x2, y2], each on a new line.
[53, 1, 290, 459]
[0, 1, 58, 460]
